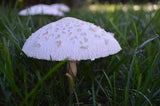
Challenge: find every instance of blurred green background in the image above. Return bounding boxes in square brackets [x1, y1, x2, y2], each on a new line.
[1, 0, 160, 8]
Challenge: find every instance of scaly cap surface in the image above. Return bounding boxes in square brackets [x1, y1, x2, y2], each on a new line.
[22, 17, 122, 61]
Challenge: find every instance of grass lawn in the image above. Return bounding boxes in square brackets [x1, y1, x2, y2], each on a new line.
[0, 3, 160, 106]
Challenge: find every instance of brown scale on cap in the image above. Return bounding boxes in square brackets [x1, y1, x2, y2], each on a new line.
[81, 32, 87, 36]
[104, 38, 109, 45]
[77, 28, 82, 32]
[56, 40, 62, 47]
[37, 34, 40, 39]
[47, 25, 52, 30]
[89, 27, 96, 32]
[30, 36, 33, 40]
[110, 33, 114, 36]
[43, 31, 48, 35]
[69, 32, 72, 36]
[55, 34, 61, 39]
[59, 24, 63, 28]
[79, 41, 83, 44]
[81, 23, 84, 25]
[80, 45, 88, 49]
[34, 41, 41, 47]
[74, 36, 78, 39]
[56, 28, 59, 32]
[71, 37, 74, 40]
[101, 33, 105, 36]
[95, 34, 101, 38]
[50, 34, 54, 37]
[69, 26, 73, 29]
[84, 37, 88, 42]
[102, 30, 106, 34]
[71, 36, 78, 40]
[45, 36, 49, 40]
[62, 31, 66, 34]
[66, 23, 70, 26]
[56, 23, 60, 26]
[75, 24, 80, 27]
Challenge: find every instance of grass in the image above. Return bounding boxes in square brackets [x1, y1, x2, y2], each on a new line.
[0, 3, 160, 106]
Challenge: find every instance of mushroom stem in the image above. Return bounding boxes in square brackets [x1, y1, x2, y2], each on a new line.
[68, 61, 77, 90]
[69, 61, 77, 77]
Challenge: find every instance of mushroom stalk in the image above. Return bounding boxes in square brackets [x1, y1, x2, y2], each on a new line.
[67, 61, 77, 90]
[69, 61, 77, 77]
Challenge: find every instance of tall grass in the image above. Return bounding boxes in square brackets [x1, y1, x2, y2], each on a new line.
[0, 3, 160, 105]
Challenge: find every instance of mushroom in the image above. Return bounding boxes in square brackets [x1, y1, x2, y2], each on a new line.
[22, 17, 122, 89]
[133, 5, 140, 11]
[19, 4, 64, 16]
[50, 3, 70, 12]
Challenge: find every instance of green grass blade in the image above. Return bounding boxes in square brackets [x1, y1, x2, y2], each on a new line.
[138, 35, 159, 49]
[125, 54, 136, 106]
[143, 52, 160, 91]
[133, 21, 138, 47]
[103, 71, 113, 93]
[152, 88, 160, 99]
[132, 89, 153, 106]
[95, 78, 108, 99]
[92, 80, 96, 106]
[108, 18, 129, 46]
[74, 90, 80, 106]
[1, 40, 23, 99]
[136, 73, 142, 99]
[21, 60, 67, 106]
[22, 69, 28, 106]
[113, 72, 116, 105]
[138, 51, 160, 105]
[139, 10, 159, 37]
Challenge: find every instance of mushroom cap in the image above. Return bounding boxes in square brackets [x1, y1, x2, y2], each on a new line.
[22, 17, 122, 61]
[51, 3, 70, 12]
[19, 4, 64, 16]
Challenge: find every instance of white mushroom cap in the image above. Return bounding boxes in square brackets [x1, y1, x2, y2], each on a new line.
[51, 3, 70, 12]
[22, 17, 122, 61]
[19, 4, 64, 16]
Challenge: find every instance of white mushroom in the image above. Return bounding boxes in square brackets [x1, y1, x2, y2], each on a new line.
[19, 4, 64, 16]
[133, 5, 140, 11]
[22, 17, 122, 89]
[50, 3, 70, 12]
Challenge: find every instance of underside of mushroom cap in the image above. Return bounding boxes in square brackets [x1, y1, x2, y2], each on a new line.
[22, 17, 122, 61]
